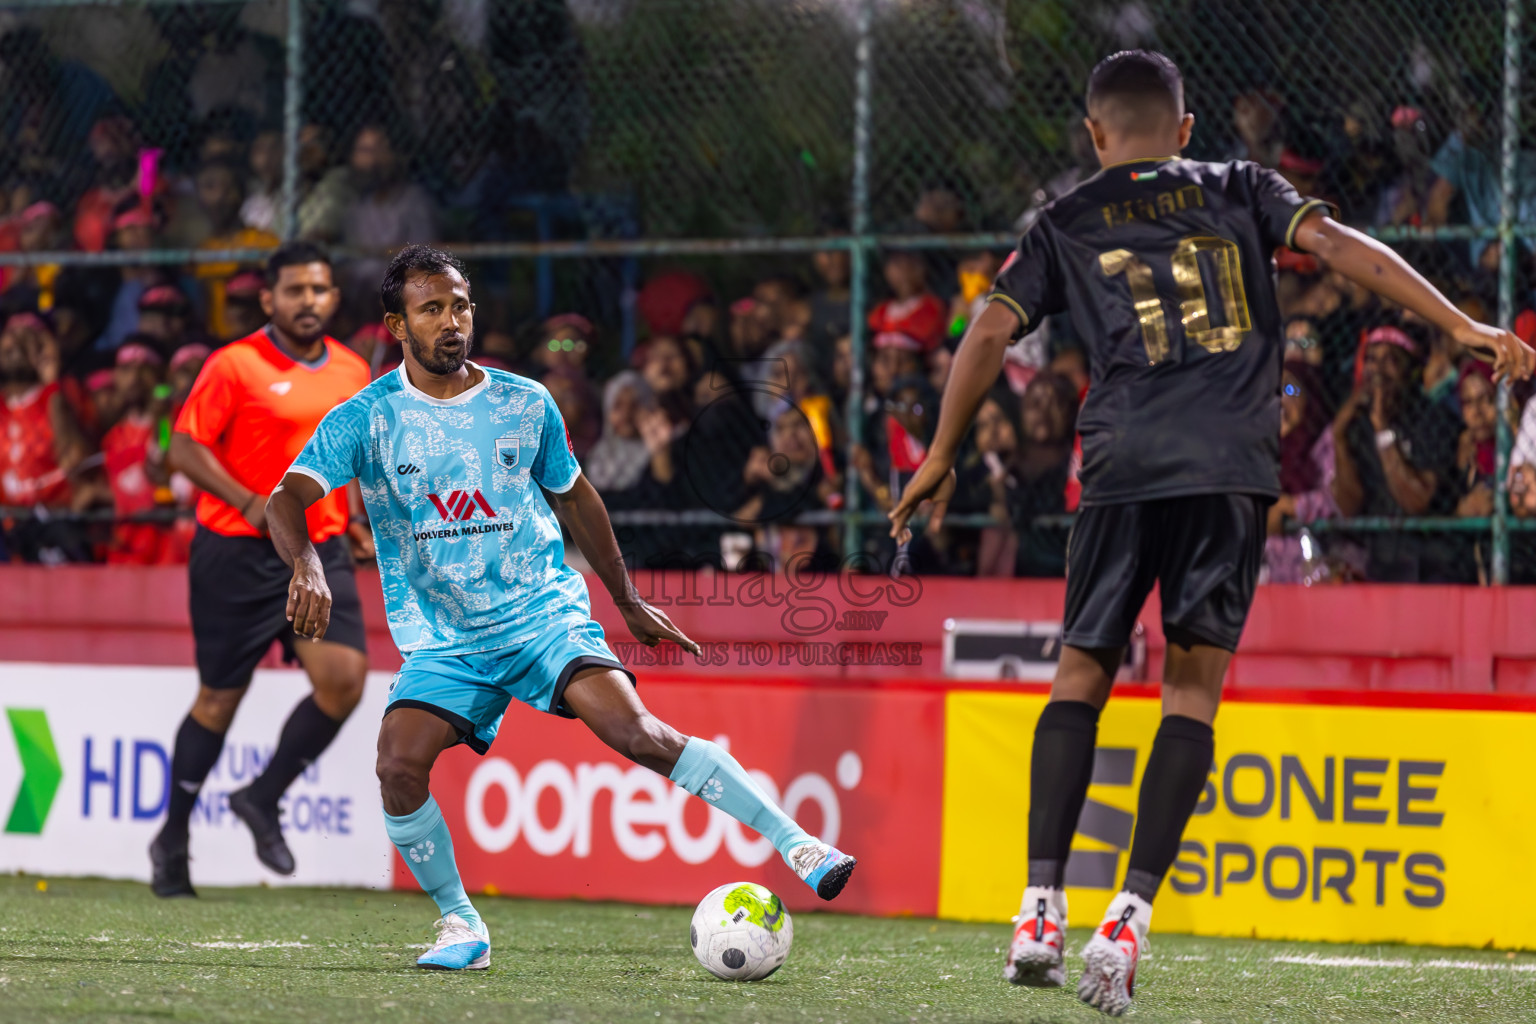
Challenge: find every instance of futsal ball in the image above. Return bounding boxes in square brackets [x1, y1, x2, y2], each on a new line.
[689, 882, 794, 981]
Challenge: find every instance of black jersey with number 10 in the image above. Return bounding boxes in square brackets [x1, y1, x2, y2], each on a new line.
[988, 157, 1332, 506]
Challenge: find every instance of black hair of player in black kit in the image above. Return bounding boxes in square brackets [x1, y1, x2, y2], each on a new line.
[264, 241, 332, 288]
[1085, 50, 1185, 134]
[380, 244, 469, 316]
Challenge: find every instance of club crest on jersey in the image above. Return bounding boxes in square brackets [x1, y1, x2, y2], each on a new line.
[494, 435, 521, 470]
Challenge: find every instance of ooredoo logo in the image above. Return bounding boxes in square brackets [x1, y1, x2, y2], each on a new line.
[462, 739, 862, 866]
[5, 708, 62, 835]
[428, 489, 497, 521]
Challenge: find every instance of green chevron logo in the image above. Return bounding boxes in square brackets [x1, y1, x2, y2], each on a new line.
[5, 709, 62, 835]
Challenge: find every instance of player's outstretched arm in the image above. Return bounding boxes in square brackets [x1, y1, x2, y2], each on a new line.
[1293, 213, 1535, 381]
[888, 300, 1018, 542]
[549, 474, 702, 656]
[267, 472, 331, 642]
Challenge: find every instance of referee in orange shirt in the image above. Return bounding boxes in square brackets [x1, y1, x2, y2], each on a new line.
[150, 242, 372, 897]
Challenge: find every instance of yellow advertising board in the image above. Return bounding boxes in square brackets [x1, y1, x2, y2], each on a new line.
[940, 690, 1536, 950]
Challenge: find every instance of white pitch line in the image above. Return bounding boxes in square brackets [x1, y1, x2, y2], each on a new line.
[192, 941, 312, 951]
[1273, 954, 1536, 973]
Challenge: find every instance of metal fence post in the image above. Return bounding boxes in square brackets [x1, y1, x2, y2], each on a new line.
[843, 0, 875, 562]
[278, 0, 305, 241]
[1494, 0, 1522, 585]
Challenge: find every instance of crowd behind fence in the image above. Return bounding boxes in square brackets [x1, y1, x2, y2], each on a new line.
[2, 0, 1536, 583]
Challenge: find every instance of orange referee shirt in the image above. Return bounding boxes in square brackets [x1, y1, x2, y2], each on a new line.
[175, 327, 370, 542]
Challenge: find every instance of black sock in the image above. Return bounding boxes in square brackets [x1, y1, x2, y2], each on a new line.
[1123, 714, 1215, 903]
[158, 715, 226, 845]
[244, 696, 346, 808]
[1027, 700, 1101, 889]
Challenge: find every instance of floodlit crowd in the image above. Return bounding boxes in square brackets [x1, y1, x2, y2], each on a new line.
[3, 13, 1536, 582]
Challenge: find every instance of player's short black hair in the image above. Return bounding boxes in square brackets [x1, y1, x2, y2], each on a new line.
[381, 244, 469, 316]
[265, 241, 332, 288]
[1086, 50, 1184, 133]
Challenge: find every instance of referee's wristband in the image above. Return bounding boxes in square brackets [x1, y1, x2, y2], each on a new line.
[240, 493, 261, 515]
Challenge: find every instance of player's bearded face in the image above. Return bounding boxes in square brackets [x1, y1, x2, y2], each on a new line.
[405, 319, 474, 375]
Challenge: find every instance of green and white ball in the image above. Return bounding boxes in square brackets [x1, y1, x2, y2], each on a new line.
[689, 882, 794, 981]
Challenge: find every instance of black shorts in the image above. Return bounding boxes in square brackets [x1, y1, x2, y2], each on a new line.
[189, 525, 368, 689]
[1062, 494, 1267, 654]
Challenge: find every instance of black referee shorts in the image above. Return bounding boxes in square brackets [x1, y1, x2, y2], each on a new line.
[189, 525, 368, 690]
[1062, 493, 1268, 654]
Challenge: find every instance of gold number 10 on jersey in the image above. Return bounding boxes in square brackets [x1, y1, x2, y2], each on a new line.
[1098, 236, 1252, 364]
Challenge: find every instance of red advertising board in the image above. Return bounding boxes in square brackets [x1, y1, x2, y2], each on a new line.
[396, 674, 945, 917]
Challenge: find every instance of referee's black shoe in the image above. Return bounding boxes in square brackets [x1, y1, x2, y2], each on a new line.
[149, 834, 197, 898]
[229, 787, 296, 876]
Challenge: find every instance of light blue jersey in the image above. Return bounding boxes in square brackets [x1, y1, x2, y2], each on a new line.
[288, 362, 591, 656]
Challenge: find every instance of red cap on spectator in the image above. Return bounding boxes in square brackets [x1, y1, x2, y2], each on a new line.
[1365, 325, 1416, 354]
[872, 331, 923, 352]
[5, 312, 51, 336]
[19, 201, 59, 225]
[543, 313, 594, 338]
[117, 343, 164, 368]
[1278, 149, 1323, 175]
[112, 207, 156, 232]
[226, 271, 264, 300]
[169, 343, 212, 372]
[729, 297, 757, 317]
[138, 285, 189, 312]
[1391, 106, 1425, 129]
[86, 368, 116, 391]
[637, 270, 712, 337]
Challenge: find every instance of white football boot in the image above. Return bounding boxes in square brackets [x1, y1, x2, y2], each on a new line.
[1077, 891, 1151, 1017]
[1004, 886, 1068, 987]
[788, 841, 858, 901]
[416, 913, 490, 970]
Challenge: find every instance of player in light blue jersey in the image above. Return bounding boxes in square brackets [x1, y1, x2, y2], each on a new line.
[265, 245, 855, 971]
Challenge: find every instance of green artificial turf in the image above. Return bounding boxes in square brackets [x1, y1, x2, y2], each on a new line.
[2, 876, 1533, 1023]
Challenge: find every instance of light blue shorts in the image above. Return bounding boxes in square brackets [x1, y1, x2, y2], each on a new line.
[384, 617, 633, 754]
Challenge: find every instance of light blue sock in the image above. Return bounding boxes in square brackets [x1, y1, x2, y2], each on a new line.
[670, 737, 813, 866]
[384, 795, 482, 933]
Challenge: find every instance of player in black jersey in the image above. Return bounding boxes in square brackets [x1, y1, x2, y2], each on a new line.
[890, 51, 1532, 1017]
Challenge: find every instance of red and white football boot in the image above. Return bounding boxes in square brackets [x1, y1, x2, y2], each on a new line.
[1004, 886, 1067, 987]
[1077, 891, 1151, 1016]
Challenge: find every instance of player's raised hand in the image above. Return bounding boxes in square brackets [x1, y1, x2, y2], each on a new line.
[887, 457, 957, 545]
[618, 598, 702, 658]
[287, 556, 332, 642]
[1454, 321, 1536, 382]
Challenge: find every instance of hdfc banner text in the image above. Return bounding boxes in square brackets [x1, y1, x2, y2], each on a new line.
[940, 691, 1536, 949]
[410, 676, 944, 917]
[0, 663, 392, 888]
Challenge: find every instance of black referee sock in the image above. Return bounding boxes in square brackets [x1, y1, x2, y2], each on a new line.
[1123, 714, 1215, 904]
[157, 714, 227, 846]
[1027, 700, 1101, 889]
[244, 696, 346, 809]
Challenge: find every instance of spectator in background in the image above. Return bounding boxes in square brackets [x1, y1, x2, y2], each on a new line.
[869, 250, 945, 353]
[1265, 361, 1351, 583]
[1228, 88, 1285, 167]
[100, 341, 181, 564]
[948, 249, 1003, 344]
[1375, 106, 1440, 228]
[167, 343, 211, 408]
[0, 201, 65, 310]
[193, 158, 280, 340]
[533, 314, 594, 377]
[135, 286, 198, 360]
[806, 249, 851, 356]
[222, 272, 268, 342]
[92, 198, 172, 354]
[1049, 345, 1090, 398]
[585, 370, 653, 494]
[342, 123, 437, 321]
[1007, 371, 1080, 577]
[0, 26, 120, 203]
[1455, 362, 1498, 518]
[909, 183, 964, 299]
[240, 128, 284, 234]
[1332, 325, 1464, 581]
[0, 313, 93, 561]
[1283, 315, 1326, 369]
[541, 365, 601, 461]
[72, 116, 143, 254]
[949, 386, 1023, 576]
[737, 401, 837, 570]
[294, 124, 356, 243]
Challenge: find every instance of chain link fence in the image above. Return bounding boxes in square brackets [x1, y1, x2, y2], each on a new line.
[0, 0, 1532, 581]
